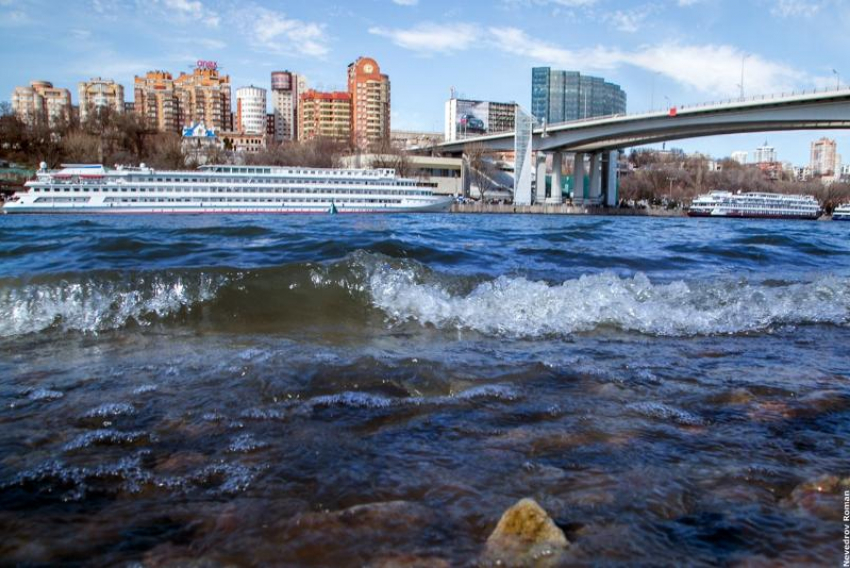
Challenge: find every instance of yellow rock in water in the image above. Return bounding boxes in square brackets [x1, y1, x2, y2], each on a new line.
[484, 498, 569, 567]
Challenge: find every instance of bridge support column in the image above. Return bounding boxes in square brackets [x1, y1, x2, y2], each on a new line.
[546, 152, 563, 204]
[535, 153, 547, 204]
[589, 152, 602, 204]
[605, 150, 619, 207]
[572, 152, 585, 205]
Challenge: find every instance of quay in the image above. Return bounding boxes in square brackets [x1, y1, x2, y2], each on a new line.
[451, 202, 685, 216]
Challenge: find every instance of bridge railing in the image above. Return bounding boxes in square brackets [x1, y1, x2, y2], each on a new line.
[540, 84, 850, 130]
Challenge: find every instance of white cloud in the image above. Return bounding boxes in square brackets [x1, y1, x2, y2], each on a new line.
[372, 22, 805, 97]
[369, 22, 481, 54]
[627, 44, 799, 96]
[604, 6, 655, 33]
[0, 9, 29, 26]
[771, 0, 822, 17]
[140, 0, 219, 27]
[392, 0, 419, 5]
[238, 6, 330, 58]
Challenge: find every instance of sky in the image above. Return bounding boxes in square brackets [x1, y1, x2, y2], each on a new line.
[1, 0, 848, 166]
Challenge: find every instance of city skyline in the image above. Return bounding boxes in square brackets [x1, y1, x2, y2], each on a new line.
[2, 0, 849, 164]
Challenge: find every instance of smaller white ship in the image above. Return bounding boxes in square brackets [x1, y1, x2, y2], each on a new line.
[688, 190, 821, 220]
[833, 203, 850, 221]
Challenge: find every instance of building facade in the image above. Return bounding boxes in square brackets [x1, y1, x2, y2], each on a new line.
[297, 90, 352, 142]
[235, 86, 267, 135]
[444, 98, 518, 142]
[220, 131, 266, 153]
[753, 141, 777, 164]
[531, 68, 626, 125]
[174, 67, 232, 132]
[347, 57, 390, 148]
[810, 137, 838, 178]
[78, 78, 125, 122]
[270, 71, 306, 143]
[12, 80, 72, 127]
[134, 71, 179, 132]
[390, 130, 444, 150]
[266, 113, 276, 139]
[135, 66, 232, 132]
[731, 151, 748, 165]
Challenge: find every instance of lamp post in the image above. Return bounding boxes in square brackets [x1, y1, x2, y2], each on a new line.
[740, 53, 751, 100]
[664, 95, 670, 110]
[650, 71, 660, 111]
[834, 69, 840, 90]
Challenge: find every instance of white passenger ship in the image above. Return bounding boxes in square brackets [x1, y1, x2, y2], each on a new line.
[688, 190, 821, 220]
[833, 203, 850, 221]
[3, 163, 453, 214]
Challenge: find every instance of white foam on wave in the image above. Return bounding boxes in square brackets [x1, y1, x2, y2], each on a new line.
[83, 402, 136, 418]
[627, 401, 705, 426]
[0, 272, 225, 337]
[365, 266, 850, 337]
[26, 388, 64, 401]
[63, 429, 154, 451]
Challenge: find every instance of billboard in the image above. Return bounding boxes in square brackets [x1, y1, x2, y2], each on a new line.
[455, 100, 490, 139]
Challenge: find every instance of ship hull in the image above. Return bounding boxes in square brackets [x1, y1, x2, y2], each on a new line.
[3, 201, 453, 215]
[687, 211, 821, 220]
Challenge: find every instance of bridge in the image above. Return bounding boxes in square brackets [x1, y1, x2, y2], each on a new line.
[429, 88, 850, 206]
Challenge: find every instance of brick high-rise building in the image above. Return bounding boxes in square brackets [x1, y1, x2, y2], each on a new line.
[134, 65, 232, 133]
[174, 67, 232, 132]
[134, 71, 179, 132]
[271, 71, 306, 143]
[297, 90, 351, 142]
[810, 137, 838, 178]
[347, 56, 390, 148]
[12, 80, 72, 127]
[78, 77, 125, 122]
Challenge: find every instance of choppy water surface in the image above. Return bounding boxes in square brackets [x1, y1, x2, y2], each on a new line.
[1, 214, 849, 566]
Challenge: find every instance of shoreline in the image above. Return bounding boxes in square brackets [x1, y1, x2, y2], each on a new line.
[451, 202, 686, 216]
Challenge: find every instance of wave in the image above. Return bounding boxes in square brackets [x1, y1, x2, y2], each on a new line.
[367, 265, 850, 337]
[1, 252, 848, 339]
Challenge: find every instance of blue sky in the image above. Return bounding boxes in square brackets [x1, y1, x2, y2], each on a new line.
[1, 0, 848, 165]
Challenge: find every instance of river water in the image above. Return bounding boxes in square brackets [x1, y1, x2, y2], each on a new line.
[0, 213, 848, 566]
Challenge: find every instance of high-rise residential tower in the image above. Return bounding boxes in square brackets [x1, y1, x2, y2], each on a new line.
[810, 137, 838, 178]
[297, 90, 351, 142]
[235, 86, 267, 135]
[347, 56, 390, 148]
[174, 66, 232, 131]
[271, 71, 306, 143]
[753, 141, 777, 164]
[531, 68, 626, 125]
[134, 71, 179, 132]
[12, 80, 72, 127]
[78, 78, 125, 122]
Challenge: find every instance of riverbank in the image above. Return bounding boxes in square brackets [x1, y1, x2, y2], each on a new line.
[452, 202, 686, 216]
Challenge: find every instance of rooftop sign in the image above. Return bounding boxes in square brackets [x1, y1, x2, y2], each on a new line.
[197, 60, 218, 71]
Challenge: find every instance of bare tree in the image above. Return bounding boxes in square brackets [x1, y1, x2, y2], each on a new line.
[464, 142, 497, 201]
[368, 138, 413, 177]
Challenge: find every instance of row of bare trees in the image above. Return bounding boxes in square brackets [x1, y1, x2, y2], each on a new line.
[0, 102, 194, 170]
[619, 150, 850, 212]
[0, 103, 364, 171]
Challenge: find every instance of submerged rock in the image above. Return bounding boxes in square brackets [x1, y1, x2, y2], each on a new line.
[483, 498, 569, 567]
[783, 474, 850, 519]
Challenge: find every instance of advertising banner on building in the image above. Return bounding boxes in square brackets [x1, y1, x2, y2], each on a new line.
[455, 100, 490, 138]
